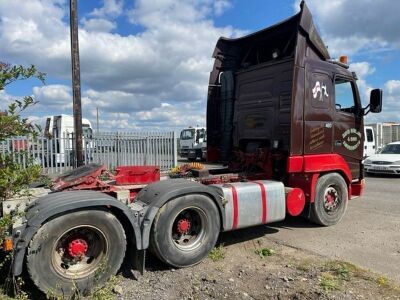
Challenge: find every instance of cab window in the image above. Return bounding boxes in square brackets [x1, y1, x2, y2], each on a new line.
[180, 129, 195, 140]
[335, 78, 356, 113]
[366, 128, 373, 142]
[197, 129, 205, 139]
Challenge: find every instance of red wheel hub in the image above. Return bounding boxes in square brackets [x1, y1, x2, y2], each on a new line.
[326, 193, 334, 204]
[177, 219, 191, 234]
[68, 238, 88, 258]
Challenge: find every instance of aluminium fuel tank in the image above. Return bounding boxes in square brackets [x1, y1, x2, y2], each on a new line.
[211, 180, 286, 231]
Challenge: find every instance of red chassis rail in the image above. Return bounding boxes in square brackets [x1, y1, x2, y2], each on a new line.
[52, 152, 361, 215]
[52, 164, 160, 202]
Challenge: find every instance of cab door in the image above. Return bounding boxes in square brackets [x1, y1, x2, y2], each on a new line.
[332, 76, 363, 180]
[304, 70, 334, 155]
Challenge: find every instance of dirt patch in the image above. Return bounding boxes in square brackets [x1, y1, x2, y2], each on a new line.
[1, 232, 399, 299]
[116, 235, 400, 300]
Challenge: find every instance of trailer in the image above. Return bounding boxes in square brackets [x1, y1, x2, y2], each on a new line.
[2, 2, 383, 296]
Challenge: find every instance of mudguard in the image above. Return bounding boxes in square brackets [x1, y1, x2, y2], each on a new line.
[134, 179, 225, 250]
[12, 190, 142, 276]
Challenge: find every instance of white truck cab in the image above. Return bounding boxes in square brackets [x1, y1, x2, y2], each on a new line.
[179, 126, 206, 161]
[43, 115, 93, 164]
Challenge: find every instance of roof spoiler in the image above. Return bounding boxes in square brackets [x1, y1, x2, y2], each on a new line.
[213, 1, 330, 61]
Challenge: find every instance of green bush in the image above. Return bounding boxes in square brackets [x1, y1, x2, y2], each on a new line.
[0, 63, 46, 298]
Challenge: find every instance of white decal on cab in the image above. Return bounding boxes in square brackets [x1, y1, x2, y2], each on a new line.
[312, 81, 329, 101]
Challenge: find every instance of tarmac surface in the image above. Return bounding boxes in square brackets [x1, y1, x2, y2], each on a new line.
[267, 174, 400, 282]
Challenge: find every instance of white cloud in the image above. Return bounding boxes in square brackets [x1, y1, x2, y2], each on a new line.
[366, 80, 400, 123]
[348, 63, 400, 124]
[385, 80, 400, 95]
[0, 0, 241, 131]
[0, 90, 15, 110]
[81, 18, 116, 33]
[350, 62, 375, 79]
[293, 0, 400, 56]
[214, 0, 231, 16]
[90, 0, 124, 18]
[33, 84, 71, 104]
[349, 62, 374, 105]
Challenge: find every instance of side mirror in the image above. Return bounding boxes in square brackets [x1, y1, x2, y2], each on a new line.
[369, 89, 382, 113]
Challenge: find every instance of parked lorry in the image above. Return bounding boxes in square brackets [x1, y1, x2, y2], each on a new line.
[41, 114, 93, 165]
[187, 128, 207, 161]
[42, 114, 93, 165]
[2, 2, 382, 296]
[179, 126, 206, 161]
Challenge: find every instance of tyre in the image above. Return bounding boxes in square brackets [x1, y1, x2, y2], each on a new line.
[27, 210, 126, 296]
[150, 194, 220, 268]
[310, 173, 348, 226]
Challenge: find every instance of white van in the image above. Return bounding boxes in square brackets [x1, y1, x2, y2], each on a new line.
[363, 126, 376, 158]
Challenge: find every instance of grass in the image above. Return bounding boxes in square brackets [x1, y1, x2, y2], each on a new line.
[319, 273, 340, 291]
[208, 245, 225, 262]
[323, 261, 359, 281]
[254, 248, 275, 259]
[317, 260, 363, 291]
[317, 260, 400, 294]
[295, 258, 314, 272]
[91, 276, 119, 300]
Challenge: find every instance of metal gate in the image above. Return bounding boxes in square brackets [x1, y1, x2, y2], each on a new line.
[0, 131, 177, 174]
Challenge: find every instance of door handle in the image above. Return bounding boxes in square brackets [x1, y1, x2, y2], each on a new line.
[335, 140, 342, 146]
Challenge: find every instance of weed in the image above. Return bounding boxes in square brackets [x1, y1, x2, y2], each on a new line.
[319, 273, 339, 291]
[208, 245, 225, 262]
[324, 261, 358, 281]
[91, 276, 118, 300]
[254, 248, 275, 258]
[376, 276, 388, 287]
[94, 259, 109, 282]
[295, 259, 313, 272]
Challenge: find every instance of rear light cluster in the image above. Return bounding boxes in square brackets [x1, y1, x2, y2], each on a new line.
[2, 237, 13, 252]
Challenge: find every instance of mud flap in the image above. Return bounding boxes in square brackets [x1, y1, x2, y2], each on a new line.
[133, 249, 146, 274]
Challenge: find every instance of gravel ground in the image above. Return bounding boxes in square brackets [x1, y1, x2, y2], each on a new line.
[113, 231, 400, 300]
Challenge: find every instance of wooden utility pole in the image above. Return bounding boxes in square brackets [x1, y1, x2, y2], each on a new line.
[70, 0, 84, 167]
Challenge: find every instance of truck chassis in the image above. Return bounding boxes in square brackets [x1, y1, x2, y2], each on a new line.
[3, 1, 382, 296]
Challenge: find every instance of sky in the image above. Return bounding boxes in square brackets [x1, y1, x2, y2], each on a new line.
[0, 0, 399, 132]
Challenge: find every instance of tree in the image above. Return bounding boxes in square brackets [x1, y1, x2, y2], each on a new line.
[0, 62, 45, 212]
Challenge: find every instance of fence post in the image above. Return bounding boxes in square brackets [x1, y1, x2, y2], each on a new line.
[173, 131, 177, 167]
[116, 131, 120, 168]
[145, 136, 149, 165]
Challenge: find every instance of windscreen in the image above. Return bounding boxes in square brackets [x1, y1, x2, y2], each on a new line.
[180, 129, 195, 140]
[380, 144, 400, 154]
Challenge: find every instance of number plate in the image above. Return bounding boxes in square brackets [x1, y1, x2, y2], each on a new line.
[372, 166, 388, 171]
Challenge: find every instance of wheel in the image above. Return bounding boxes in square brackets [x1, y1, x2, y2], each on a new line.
[310, 173, 348, 226]
[188, 157, 196, 162]
[27, 210, 126, 296]
[150, 194, 220, 268]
